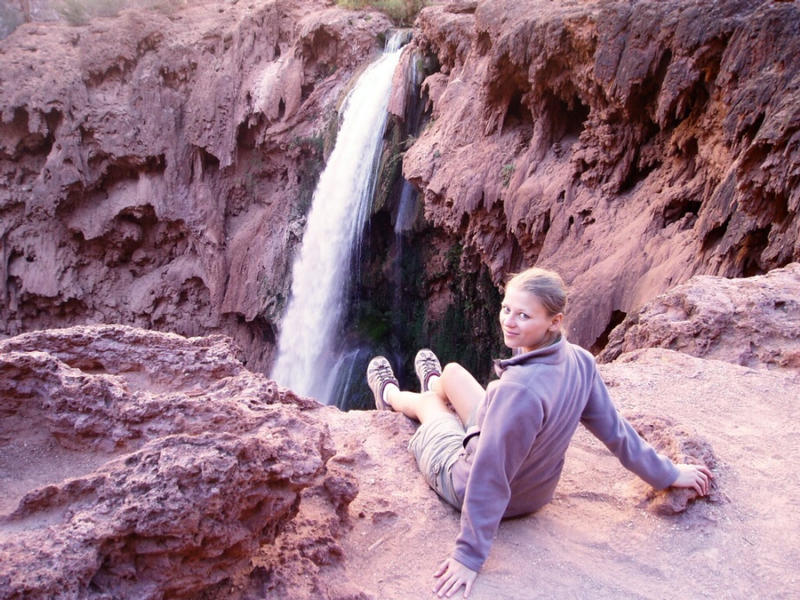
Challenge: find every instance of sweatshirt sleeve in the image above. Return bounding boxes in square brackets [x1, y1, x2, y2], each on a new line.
[580, 370, 679, 490]
[452, 381, 544, 571]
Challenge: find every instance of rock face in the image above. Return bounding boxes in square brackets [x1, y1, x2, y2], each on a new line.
[598, 262, 800, 369]
[0, 327, 322, 599]
[0, 324, 351, 599]
[3, 0, 799, 372]
[0, 0, 391, 372]
[403, 0, 800, 349]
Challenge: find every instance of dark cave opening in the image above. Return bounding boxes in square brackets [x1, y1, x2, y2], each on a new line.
[663, 196, 702, 227]
[739, 226, 770, 277]
[502, 88, 533, 135]
[701, 215, 731, 253]
[590, 309, 627, 355]
[543, 91, 590, 150]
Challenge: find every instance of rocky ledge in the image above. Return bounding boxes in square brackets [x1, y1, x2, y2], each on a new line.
[2, 319, 799, 599]
[599, 262, 800, 368]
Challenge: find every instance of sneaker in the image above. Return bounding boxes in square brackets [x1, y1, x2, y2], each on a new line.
[366, 356, 399, 410]
[414, 349, 442, 392]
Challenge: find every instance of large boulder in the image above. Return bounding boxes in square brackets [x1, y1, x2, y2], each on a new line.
[0, 324, 352, 599]
[598, 263, 800, 369]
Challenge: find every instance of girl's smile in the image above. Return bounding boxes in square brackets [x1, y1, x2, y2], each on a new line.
[499, 285, 563, 353]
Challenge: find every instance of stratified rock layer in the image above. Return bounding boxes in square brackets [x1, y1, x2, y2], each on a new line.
[404, 0, 800, 349]
[598, 262, 800, 368]
[0, 0, 391, 372]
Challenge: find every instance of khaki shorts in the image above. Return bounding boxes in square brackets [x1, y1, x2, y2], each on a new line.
[408, 412, 469, 509]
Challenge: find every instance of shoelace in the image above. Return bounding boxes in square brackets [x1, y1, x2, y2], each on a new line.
[417, 355, 440, 377]
[370, 362, 395, 383]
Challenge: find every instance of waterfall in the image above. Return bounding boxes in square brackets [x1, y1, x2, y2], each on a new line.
[271, 33, 408, 404]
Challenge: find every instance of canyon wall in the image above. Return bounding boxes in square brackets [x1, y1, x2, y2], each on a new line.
[0, 0, 391, 372]
[402, 0, 800, 349]
[2, 0, 799, 369]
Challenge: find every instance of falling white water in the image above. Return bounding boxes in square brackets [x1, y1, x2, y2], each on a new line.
[271, 33, 408, 403]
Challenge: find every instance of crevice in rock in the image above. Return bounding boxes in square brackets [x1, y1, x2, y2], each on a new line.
[662, 196, 702, 228]
[619, 150, 660, 193]
[738, 226, 770, 277]
[701, 215, 731, 253]
[541, 90, 589, 152]
[590, 309, 627, 355]
[501, 88, 532, 136]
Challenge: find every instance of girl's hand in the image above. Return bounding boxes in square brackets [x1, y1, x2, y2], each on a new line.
[433, 557, 478, 598]
[671, 463, 713, 496]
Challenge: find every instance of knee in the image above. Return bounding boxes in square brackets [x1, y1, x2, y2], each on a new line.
[441, 362, 467, 382]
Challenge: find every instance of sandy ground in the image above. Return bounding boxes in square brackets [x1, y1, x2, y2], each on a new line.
[326, 349, 800, 599]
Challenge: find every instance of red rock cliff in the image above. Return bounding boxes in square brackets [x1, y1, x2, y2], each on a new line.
[0, 0, 391, 371]
[403, 0, 800, 349]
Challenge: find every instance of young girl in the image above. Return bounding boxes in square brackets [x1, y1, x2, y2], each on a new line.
[366, 267, 712, 598]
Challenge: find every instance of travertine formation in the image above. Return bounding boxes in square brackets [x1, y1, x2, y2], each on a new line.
[0, 0, 391, 372]
[0, 325, 336, 598]
[598, 262, 800, 369]
[1, 1, 799, 598]
[403, 0, 800, 349]
[2, 0, 799, 363]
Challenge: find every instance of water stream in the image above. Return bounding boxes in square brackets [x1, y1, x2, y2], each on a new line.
[271, 33, 408, 404]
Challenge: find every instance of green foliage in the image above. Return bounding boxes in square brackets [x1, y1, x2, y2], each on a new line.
[56, 0, 184, 26]
[0, 3, 25, 40]
[57, 0, 126, 25]
[445, 242, 462, 272]
[501, 162, 515, 188]
[336, 0, 428, 26]
[289, 134, 325, 156]
[372, 116, 405, 214]
[354, 305, 392, 343]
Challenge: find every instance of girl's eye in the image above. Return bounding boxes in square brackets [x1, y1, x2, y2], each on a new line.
[501, 306, 510, 314]
[519, 313, 529, 320]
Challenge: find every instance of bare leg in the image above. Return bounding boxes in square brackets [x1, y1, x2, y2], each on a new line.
[430, 363, 485, 425]
[385, 386, 451, 424]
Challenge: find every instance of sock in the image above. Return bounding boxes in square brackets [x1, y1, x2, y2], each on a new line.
[383, 382, 399, 406]
[427, 374, 440, 391]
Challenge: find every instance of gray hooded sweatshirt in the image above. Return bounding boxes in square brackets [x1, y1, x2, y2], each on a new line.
[450, 337, 679, 571]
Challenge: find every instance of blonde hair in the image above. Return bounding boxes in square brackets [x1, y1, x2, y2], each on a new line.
[506, 267, 567, 317]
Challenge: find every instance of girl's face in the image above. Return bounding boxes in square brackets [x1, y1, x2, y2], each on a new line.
[499, 285, 563, 353]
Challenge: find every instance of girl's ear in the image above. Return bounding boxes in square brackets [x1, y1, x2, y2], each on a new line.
[548, 312, 564, 331]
